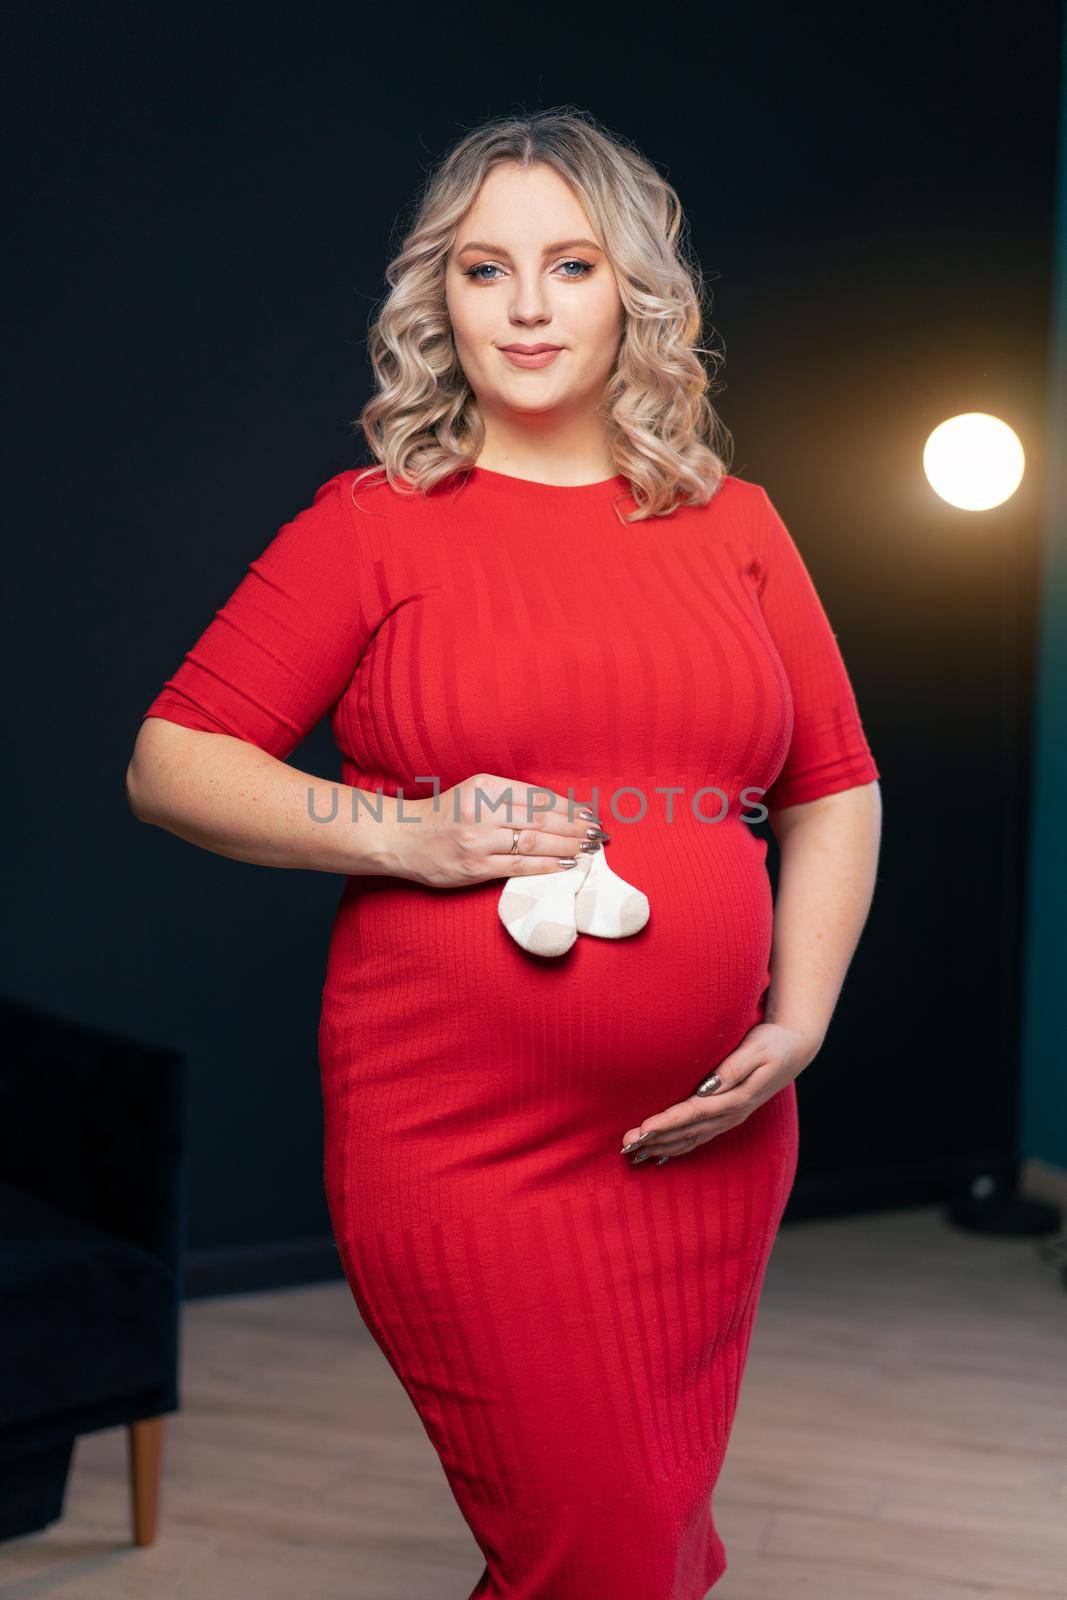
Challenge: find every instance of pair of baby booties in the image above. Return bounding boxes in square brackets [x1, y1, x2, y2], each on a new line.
[498, 842, 649, 957]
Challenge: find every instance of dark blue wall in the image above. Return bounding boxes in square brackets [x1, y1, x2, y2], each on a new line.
[1021, 6, 1067, 1169]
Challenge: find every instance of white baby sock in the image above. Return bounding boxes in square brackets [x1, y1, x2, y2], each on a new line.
[498, 850, 593, 957]
[574, 842, 650, 938]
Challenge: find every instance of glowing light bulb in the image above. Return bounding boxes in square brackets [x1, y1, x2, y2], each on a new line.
[923, 413, 1025, 510]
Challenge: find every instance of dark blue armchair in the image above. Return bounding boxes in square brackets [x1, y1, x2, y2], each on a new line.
[0, 997, 187, 1543]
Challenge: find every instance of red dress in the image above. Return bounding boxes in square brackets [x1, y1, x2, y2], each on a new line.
[144, 464, 879, 1597]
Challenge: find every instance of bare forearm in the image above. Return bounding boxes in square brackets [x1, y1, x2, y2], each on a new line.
[763, 782, 882, 1058]
[126, 717, 397, 875]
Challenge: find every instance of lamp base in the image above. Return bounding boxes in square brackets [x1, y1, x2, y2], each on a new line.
[946, 1171, 1062, 1236]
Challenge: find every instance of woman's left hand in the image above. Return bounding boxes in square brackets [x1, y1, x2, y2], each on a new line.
[620, 1022, 819, 1163]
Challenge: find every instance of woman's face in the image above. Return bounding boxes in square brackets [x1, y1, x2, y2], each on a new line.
[444, 161, 624, 422]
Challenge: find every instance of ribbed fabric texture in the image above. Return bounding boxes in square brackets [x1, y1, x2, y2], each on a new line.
[143, 464, 879, 1597]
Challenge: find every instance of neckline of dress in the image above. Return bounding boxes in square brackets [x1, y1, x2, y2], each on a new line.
[460, 465, 633, 502]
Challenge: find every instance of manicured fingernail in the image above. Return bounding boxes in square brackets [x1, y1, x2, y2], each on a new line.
[630, 1151, 653, 1164]
[654, 1154, 670, 1165]
[620, 1131, 655, 1154]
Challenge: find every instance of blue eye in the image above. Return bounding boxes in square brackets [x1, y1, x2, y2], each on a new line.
[463, 259, 594, 283]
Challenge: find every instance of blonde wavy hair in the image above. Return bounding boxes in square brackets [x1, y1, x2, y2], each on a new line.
[349, 105, 732, 522]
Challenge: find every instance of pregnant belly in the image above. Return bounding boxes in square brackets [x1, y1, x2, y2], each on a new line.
[319, 813, 774, 1203]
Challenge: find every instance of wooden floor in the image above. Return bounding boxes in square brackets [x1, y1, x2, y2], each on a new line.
[2, 1201, 1066, 1599]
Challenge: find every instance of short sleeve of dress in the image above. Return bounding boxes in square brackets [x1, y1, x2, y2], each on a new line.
[141, 473, 377, 762]
[753, 484, 880, 810]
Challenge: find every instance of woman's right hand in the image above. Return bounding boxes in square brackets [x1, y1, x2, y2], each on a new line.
[382, 772, 610, 888]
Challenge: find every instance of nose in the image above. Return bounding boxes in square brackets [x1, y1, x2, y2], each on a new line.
[506, 271, 552, 327]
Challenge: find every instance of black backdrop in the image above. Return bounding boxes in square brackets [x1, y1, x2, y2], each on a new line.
[2, 1, 1061, 1289]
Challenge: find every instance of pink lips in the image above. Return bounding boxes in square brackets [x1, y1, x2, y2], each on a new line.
[499, 344, 564, 369]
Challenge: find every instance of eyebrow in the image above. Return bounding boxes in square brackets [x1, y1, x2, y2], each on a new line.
[454, 237, 603, 257]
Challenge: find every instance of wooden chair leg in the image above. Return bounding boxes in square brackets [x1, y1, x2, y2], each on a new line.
[127, 1416, 166, 1546]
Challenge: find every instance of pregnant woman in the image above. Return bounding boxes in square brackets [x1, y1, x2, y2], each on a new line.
[127, 107, 882, 1598]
